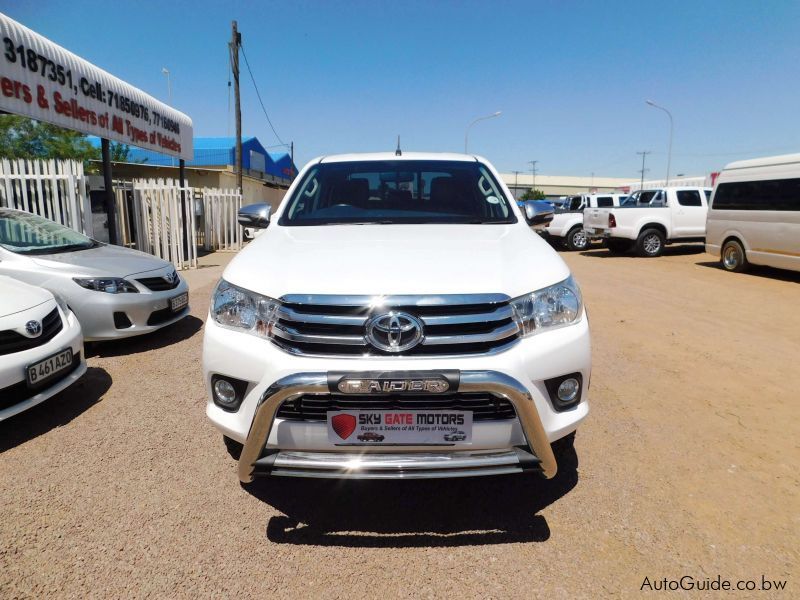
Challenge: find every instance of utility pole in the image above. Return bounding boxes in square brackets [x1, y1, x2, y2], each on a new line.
[512, 170, 521, 199]
[290, 141, 295, 181]
[231, 21, 242, 193]
[637, 151, 651, 192]
[528, 160, 538, 193]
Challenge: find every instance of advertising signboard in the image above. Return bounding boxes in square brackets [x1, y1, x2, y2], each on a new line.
[0, 12, 193, 160]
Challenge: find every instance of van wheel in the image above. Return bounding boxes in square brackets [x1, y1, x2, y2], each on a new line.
[721, 239, 749, 272]
[636, 228, 665, 257]
[606, 239, 632, 254]
[566, 227, 589, 251]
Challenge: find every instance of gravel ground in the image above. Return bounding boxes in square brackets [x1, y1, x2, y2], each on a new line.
[1, 245, 798, 598]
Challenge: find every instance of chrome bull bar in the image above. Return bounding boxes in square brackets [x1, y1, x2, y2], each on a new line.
[238, 370, 557, 482]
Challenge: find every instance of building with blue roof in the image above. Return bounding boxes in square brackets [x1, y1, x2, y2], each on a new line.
[87, 135, 296, 183]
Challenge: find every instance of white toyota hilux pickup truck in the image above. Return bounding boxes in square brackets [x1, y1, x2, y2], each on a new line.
[203, 152, 590, 482]
[546, 194, 627, 251]
[583, 187, 711, 256]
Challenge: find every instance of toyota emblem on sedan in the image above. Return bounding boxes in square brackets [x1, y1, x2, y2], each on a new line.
[25, 320, 42, 337]
[366, 311, 424, 352]
[163, 271, 177, 285]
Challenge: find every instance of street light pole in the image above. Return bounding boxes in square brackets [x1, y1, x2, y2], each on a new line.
[528, 160, 538, 193]
[161, 67, 171, 103]
[646, 99, 673, 187]
[511, 170, 521, 199]
[464, 111, 502, 153]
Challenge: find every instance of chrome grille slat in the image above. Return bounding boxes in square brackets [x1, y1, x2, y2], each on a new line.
[272, 323, 366, 346]
[273, 293, 520, 356]
[420, 304, 513, 325]
[276, 306, 368, 326]
[424, 321, 520, 346]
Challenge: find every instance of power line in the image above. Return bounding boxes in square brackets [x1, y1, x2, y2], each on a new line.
[239, 42, 286, 146]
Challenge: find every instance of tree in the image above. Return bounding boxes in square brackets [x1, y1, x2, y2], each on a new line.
[0, 115, 98, 161]
[519, 188, 546, 201]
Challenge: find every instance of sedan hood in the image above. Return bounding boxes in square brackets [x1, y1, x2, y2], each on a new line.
[223, 224, 571, 299]
[0, 275, 53, 317]
[31, 244, 171, 278]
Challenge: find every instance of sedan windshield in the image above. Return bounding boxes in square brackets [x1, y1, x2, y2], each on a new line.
[280, 160, 517, 225]
[0, 209, 98, 254]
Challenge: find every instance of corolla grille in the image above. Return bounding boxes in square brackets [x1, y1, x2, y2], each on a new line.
[0, 308, 62, 356]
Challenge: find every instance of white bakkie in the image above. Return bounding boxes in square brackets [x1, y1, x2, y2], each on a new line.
[546, 194, 627, 251]
[584, 187, 712, 256]
[203, 152, 590, 481]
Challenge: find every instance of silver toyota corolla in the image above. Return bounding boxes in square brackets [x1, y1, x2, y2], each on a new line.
[0, 208, 190, 341]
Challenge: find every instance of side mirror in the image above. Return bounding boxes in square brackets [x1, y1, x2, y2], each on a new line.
[238, 203, 271, 229]
[523, 200, 554, 229]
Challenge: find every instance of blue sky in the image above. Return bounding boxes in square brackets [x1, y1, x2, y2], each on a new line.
[2, 0, 799, 179]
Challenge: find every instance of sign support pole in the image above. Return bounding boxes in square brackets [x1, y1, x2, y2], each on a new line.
[101, 138, 118, 245]
[179, 159, 188, 255]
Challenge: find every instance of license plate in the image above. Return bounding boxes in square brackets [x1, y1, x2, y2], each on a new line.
[327, 410, 473, 445]
[170, 292, 188, 312]
[26, 348, 73, 388]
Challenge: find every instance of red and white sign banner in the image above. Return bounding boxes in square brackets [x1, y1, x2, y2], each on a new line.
[0, 12, 193, 160]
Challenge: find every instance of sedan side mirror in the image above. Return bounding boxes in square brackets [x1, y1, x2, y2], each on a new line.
[523, 200, 554, 229]
[238, 203, 271, 229]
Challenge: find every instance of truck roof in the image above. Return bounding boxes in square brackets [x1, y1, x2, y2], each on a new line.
[318, 152, 480, 164]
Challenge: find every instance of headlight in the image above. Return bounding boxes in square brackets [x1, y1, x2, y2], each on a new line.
[51, 291, 70, 314]
[211, 279, 279, 338]
[73, 277, 139, 293]
[510, 275, 583, 336]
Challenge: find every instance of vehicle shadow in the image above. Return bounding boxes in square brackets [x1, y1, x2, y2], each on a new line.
[0, 366, 111, 453]
[86, 315, 204, 358]
[695, 260, 800, 283]
[579, 245, 706, 259]
[244, 444, 579, 548]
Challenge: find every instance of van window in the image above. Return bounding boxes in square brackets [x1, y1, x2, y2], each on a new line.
[676, 190, 702, 206]
[596, 196, 613, 207]
[712, 178, 800, 211]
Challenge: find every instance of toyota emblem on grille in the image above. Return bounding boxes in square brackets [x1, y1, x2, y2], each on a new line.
[163, 271, 177, 285]
[25, 320, 42, 337]
[366, 311, 424, 352]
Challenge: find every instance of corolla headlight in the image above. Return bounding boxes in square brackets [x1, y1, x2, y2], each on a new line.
[211, 279, 279, 338]
[51, 291, 70, 314]
[511, 275, 583, 336]
[73, 277, 139, 293]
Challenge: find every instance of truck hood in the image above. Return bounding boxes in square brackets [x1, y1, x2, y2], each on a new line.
[31, 244, 172, 278]
[223, 224, 571, 299]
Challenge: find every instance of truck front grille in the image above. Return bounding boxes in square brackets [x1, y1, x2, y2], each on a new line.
[276, 393, 517, 421]
[272, 294, 520, 356]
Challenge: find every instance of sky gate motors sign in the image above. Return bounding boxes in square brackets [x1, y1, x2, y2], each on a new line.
[0, 13, 192, 160]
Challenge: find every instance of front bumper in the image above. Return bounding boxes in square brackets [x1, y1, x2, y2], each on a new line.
[238, 371, 558, 481]
[69, 278, 190, 341]
[0, 308, 86, 421]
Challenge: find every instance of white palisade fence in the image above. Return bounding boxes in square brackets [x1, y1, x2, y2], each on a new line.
[0, 158, 92, 235]
[202, 187, 243, 252]
[130, 178, 198, 270]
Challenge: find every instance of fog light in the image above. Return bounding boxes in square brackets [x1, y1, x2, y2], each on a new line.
[557, 378, 580, 403]
[214, 379, 237, 405]
[544, 372, 583, 412]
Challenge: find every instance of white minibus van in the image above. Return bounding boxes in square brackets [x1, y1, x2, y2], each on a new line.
[706, 153, 800, 273]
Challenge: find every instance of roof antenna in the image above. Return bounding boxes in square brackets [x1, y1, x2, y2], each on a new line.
[395, 135, 402, 156]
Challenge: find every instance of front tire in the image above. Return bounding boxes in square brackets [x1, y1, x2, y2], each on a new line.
[566, 227, 589, 251]
[636, 228, 665, 257]
[721, 239, 749, 272]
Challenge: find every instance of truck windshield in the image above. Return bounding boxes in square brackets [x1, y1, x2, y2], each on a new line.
[279, 160, 516, 225]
